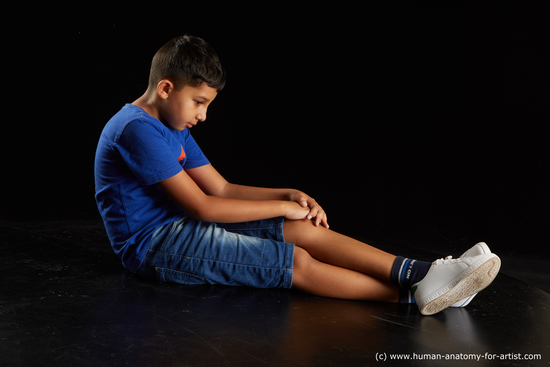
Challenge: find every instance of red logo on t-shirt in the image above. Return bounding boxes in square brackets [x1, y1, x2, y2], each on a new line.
[178, 146, 186, 161]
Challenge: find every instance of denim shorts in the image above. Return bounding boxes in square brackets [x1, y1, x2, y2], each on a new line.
[136, 216, 294, 289]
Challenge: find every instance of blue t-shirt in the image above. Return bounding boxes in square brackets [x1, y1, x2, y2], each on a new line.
[94, 104, 210, 273]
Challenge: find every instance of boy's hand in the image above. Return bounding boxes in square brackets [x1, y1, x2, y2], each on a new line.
[290, 191, 329, 229]
[283, 202, 312, 222]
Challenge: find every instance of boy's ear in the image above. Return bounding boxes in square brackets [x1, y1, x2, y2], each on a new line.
[156, 80, 174, 100]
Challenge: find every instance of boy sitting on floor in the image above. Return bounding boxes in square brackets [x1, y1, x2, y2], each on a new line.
[94, 35, 500, 315]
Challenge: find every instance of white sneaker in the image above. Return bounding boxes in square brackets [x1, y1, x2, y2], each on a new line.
[412, 250, 500, 315]
[450, 242, 492, 307]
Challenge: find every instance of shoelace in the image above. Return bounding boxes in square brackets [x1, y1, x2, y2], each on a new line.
[434, 255, 459, 265]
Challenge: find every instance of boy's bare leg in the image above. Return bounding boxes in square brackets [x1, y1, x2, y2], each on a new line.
[284, 218, 397, 282]
[292, 247, 399, 302]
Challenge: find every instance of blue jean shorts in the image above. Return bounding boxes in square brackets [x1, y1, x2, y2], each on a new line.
[136, 216, 294, 289]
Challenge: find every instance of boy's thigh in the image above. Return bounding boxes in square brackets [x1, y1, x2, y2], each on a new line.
[137, 217, 294, 289]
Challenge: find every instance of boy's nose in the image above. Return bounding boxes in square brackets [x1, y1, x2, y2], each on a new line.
[197, 112, 206, 121]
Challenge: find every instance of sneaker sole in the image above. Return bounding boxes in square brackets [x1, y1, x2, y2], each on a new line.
[451, 242, 492, 308]
[419, 256, 501, 315]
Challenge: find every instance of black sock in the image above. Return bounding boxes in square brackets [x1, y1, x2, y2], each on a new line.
[391, 256, 431, 303]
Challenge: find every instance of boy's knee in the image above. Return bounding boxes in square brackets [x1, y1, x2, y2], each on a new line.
[284, 218, 323, 245]
[292, 247, 313, 287]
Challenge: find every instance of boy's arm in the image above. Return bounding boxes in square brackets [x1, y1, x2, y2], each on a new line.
[158, 167, 311, 224]
[185, 164, 329, 228]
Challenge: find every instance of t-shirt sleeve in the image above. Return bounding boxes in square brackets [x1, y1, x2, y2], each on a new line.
[181, 130, 210, 169]
[117, 120, 183, 186]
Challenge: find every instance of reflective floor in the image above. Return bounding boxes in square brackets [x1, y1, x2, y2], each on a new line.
[1, 220, 549, 366]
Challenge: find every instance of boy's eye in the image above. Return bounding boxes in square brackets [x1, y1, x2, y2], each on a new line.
[195, 101, 203, 105]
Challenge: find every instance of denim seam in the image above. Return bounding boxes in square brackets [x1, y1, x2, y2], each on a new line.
[154, 252, 293, 271]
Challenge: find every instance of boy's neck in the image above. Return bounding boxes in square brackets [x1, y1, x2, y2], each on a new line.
[132, 90, 161, 120]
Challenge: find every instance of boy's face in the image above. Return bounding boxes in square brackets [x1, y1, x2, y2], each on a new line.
[161, 83, 218, 131]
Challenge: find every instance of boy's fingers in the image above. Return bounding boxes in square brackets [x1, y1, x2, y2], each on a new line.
[315, 216, 328, 228]
[322, 213, 329, 228]
[310, 208, 328, 227]
[320, 213, 328, 228]
[298, 195, 328, 227]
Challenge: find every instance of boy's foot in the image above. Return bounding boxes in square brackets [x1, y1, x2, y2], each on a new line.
[450, 242, 492, 307]
[412, 250, 500, 315]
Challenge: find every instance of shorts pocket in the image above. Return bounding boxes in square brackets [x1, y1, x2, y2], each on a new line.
[155, 267, 211, 285]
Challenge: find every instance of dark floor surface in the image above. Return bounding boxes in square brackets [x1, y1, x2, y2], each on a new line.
[1, 220, 549, 366]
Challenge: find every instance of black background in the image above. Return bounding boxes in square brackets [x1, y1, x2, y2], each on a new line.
[4, 2, 548, 262]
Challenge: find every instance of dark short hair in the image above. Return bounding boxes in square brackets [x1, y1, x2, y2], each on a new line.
[148, 35, 226, 91]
